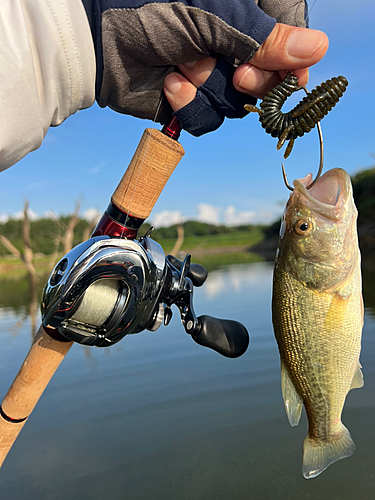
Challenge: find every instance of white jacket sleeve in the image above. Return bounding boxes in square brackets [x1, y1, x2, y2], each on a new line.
[0, 0, 96, 171]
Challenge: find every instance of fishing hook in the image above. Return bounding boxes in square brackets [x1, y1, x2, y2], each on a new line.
[281, 87, 324, 191]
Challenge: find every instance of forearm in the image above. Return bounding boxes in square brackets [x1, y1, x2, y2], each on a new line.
[0, 0, 95, 172]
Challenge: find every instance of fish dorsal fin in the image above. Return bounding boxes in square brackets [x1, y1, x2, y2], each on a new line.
[281, 360, 303, 427]
[350, 362, 364, 390]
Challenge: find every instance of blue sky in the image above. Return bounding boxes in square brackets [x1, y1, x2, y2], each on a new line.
[0, 0, 374, 227]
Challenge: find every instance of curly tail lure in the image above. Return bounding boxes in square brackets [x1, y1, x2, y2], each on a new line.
[245, 74, 348, 159]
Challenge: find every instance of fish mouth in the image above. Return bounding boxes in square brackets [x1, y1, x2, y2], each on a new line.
[293, 168, 352, 220]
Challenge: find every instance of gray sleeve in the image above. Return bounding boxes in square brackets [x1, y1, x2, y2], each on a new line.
[0, 0, 95, 172]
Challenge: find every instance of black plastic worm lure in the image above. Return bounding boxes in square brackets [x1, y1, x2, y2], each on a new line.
[245, 74, 348, 159]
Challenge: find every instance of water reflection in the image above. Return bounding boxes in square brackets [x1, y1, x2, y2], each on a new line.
[203, 263, 272, 299]
[0, 263, 374, 499]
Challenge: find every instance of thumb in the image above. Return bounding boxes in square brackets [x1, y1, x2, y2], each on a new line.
[251, 23, 329, 71]
[233, 23, 328, 97]
[251, 23, 328, 71]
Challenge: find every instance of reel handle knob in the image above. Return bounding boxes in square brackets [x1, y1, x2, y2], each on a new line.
[192, 315, 249, 358]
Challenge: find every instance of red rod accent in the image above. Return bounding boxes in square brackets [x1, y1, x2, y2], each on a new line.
[92, 212, 138, 240]
[161, 116, 182, 140]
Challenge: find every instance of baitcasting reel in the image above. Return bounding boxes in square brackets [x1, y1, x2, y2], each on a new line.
[41, 235, 249, 358]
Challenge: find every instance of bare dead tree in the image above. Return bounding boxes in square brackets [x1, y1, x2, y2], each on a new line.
[62, 200, 81, 254]
[0, 200, 39, 337]
[0, 201, 38, 287]
[170, 223, 185, 256]
[22, 201, 38, 288]
[48, 222, 63, 269]
[0, 235, 22, 260]
[82, 215, 100, 242]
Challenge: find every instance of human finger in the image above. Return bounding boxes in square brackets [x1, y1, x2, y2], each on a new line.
[251, 23, 328, 71]
[177, 57, 217, 88]
[163, 72, 198, 112]
[233, 65, 309, 98]
[163, 57, 217, 112]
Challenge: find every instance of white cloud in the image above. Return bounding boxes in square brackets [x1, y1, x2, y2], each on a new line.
[0, 209, 39, 223]
[150, 203, 281, 228]
[224, 206, 256, 226]
[150, 210, 184, 228]
[196, 204, 280, 226]
[0, 209, 40, 223]
[83, 207, 101, 222]
[12, 208, 39, 221]
[196, 203, 221, 225]
[44, 210, 59, 220]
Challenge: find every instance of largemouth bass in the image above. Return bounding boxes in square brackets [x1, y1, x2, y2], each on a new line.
[272, 168, 364, 479]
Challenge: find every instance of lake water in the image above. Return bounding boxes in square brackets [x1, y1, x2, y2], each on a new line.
[0, 262, 374, 499]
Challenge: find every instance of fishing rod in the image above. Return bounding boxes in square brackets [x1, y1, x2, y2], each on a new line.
[0, 117, 249, 468]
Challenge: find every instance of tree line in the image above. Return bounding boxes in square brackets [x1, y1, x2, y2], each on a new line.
[0, 215, 265, 257]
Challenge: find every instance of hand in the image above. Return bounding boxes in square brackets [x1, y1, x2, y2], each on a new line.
[164, 23, 329, 113]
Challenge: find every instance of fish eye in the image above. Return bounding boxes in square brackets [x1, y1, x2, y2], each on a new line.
[294, 219, 312, 236]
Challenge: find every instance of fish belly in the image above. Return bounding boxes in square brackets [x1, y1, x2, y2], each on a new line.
[272, 266, 363, 478]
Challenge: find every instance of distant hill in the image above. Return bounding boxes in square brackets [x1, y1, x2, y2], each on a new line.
[352, 166, 375, 262]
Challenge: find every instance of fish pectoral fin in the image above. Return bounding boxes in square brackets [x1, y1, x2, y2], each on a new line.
[281, 360, 303, 427]
[302, 424, 355, 479]
[350, 362, 364, 390]
[324, 291, 350, 329]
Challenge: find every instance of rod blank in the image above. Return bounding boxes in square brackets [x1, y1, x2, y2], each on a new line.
[0, 325, 73, 467]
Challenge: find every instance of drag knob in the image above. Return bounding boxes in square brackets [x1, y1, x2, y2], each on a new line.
[192, 315, 249, 358]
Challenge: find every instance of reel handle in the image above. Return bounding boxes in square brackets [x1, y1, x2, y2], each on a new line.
[193, 315, 249, 358]
[111, 128, 185, 220]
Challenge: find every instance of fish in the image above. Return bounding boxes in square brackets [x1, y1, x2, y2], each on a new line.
[272, 168, 364, 479]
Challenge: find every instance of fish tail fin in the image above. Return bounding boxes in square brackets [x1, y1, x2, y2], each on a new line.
[302, 424, 355, 479]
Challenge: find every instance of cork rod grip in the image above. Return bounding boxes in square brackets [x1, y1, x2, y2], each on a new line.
[0, 325, 73, 467]
[112, 128, 185, 220]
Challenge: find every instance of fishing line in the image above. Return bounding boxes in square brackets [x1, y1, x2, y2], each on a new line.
[305, 0, 318, 28]
[119, 133, 152, 240]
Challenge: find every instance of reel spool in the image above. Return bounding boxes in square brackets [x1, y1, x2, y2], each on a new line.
[42, 235, 249, 358]
[42, 236, 166, 347]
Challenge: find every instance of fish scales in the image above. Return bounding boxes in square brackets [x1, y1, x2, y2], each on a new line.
[273, 267, 362, 430]
[272, 168, 364, 479]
